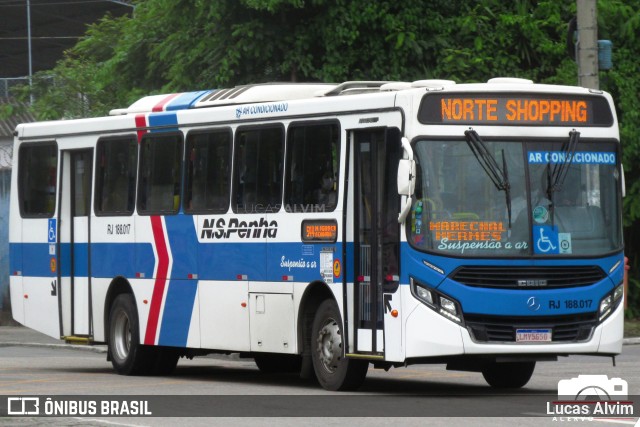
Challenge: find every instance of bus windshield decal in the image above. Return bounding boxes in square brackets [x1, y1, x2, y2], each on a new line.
[418, 93, 614, 126]
[430, 220, 506, 242]
[528, 151, 616, 165]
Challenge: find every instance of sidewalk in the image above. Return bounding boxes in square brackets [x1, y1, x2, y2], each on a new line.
[1, 325, 639, 352]
[0, 326, 107, 353]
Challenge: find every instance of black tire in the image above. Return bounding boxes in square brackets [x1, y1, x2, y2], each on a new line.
[108, 293, 155, 375]
[311, 299, 368, 391]
[254, 354, 302, 374]
[482, 361, 536, 389]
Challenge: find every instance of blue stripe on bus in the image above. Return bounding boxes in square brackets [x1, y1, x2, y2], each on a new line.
[12, 240, 343, 282]
[160, 215, 199, 345]
[10, 239, 622, 318]
[10, 242, 155, 278]
[93, 243, 155, 279]
[165, 214, 198, 280]
[9, 243, 23, 275]
[165, 90, 211, 111]
[158, 279, 198, 347]
[10, 243, 54, 278]
[148, 112, 178, 131]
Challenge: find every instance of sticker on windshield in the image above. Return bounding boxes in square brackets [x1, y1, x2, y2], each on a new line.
[558, 233, 572, 254]
[534, 225, 560, 254]
[532, 206, 549, 224]
[428, 220, 528, 254]
[429, 220, 505, 242]
[527, 151, 616, 165]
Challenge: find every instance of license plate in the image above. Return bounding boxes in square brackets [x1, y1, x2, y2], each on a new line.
[516, 329, 552, 342]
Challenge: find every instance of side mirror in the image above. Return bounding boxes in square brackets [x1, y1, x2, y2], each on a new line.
[397, 159, 415, 196]
[398, 137, 416, 223]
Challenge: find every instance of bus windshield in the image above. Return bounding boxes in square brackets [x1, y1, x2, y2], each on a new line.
[408, 137, 622, 257]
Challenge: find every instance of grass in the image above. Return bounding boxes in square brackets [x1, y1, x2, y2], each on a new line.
[624, 318, 640, 338]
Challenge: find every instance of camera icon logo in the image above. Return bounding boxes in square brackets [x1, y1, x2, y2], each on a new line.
[558, 375, 628, 401]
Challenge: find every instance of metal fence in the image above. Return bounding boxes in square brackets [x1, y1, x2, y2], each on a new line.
[0, 77, 28, 100]
[0, 76, 55, 100]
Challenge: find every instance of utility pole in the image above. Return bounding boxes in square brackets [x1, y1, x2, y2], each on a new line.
[27, 0, 34, 104]
[576, 0, 598, 89]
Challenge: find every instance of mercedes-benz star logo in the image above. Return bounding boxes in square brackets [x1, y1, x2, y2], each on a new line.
[527, 296, 541, 311]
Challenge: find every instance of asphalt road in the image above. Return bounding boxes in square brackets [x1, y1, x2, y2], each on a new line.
[0, 329, 638, 426]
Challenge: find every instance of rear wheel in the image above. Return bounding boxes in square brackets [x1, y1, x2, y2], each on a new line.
[108, 293, 155, 375]
[482, 361, 536, 389]
[311, 299, 368, 391]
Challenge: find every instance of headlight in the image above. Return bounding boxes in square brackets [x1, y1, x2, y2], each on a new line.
[440, 297, 457, 315]
[599, 284, 624, 322]
[415, 285, 434, 305]
[613, 284, 624, 302]
[411, 277, 463, 325]
[599, 295, 612, 321]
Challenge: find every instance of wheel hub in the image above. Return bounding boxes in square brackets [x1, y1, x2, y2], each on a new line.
[113, 310, 131, 361]
[316, 318, 342, 373]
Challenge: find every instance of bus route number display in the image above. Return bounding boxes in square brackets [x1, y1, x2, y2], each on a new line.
[418, 93, 614, 126]
[302, 219, 338, 243]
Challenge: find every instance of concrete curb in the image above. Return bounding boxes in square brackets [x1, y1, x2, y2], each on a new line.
[0, 341, 107, 353]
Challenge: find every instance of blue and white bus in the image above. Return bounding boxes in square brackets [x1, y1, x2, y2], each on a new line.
[9, 78, 625, 390]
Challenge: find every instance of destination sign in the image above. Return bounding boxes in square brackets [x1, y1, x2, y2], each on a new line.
[302, 219, 338, 243]
[418, 93, 614, 126]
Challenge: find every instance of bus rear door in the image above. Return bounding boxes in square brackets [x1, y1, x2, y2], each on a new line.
[58, 149, 94, 339]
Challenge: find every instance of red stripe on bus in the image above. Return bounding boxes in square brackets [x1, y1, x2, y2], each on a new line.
[144, 216, 170, 345]
[135, 114, 147, 142]
[152, 93, 181, 112]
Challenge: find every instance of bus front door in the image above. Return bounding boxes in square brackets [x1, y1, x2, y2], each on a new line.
[351, 128, 401, 358]
[59, 149, 93, 339]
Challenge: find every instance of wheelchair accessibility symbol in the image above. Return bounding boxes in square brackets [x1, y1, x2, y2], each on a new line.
[48, 219, 57, 243]
[534, 225, 559, 254]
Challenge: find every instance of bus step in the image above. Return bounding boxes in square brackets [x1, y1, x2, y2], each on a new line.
[63, 336, 92, 345]
[346, 353, 384, 360]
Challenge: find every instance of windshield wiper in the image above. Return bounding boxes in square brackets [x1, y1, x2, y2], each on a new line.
[464, 129, 512, 228]
[547, 129, 580, 199]
[546, 130, 580, 224]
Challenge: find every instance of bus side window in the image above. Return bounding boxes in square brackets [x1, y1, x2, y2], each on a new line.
[95, 136, 137, 215]
[233, 126, 284, 214]
[284, 122, 340, 212]
[137, 133, 183, 215]
[184, 129, 231, 214]
[19, 142, 58, 217]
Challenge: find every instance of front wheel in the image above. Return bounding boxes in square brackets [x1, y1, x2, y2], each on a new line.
[482, 361, 536, 389]
[311, 299, 368, 391]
